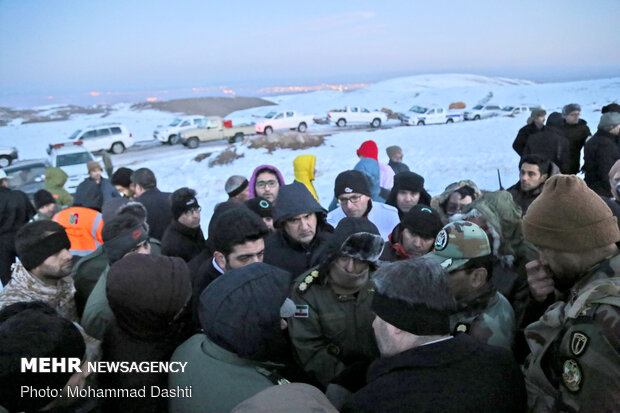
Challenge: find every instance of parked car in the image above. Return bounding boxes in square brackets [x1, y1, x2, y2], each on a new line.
[2, 159, 50, 200]
[399, 106, 462, 126]
[463, 104, 502, 120]
[501, 105, 531, 117]
[255, 111, 315, 135]
[179, 116, 256, 149]
[327, 106, 387, 128]
[48, 142, 105, 194]
[67, 123, 134, 154]
[0, 146, 18, 167]
[154, 116, 208, 145]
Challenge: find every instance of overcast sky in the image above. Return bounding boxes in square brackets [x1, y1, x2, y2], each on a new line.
[1, 0, 619, 96]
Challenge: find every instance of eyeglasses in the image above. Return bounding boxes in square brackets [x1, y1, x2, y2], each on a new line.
[338, 194, 362, 205]
[256, 180, 278, 189]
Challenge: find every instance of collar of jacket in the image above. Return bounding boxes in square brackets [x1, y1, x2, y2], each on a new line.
[279, 226, 327, 252]
[514, 181, 544, 198]
[453, 283, 498, 314]
[570, 253, 620, 299]
[200, 334, 283, 369]
[367, 334, 476, 381]
[387, 227, 410, 260]
[171, 219, 204, 239]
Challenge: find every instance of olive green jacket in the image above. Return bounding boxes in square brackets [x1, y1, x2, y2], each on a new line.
[288, 267, 379, 386]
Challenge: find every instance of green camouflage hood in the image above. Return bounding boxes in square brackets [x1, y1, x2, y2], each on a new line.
[424, 220, 491, 272]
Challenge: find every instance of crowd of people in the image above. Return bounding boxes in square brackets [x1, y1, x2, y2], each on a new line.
[0, 102, 619, 412]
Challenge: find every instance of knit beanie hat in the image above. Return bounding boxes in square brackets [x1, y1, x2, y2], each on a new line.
[33, 189, 56, 209]
[334, 170, 371, 198]
[598, 112, 620, 132]
[602, 103, 620, 114]
[401, 205, 443, 239]
[111, 167, 133, 187]
[226, 175, 249, 197]
[562, 103, 581, 116]
[394, 171, 424, 193]
[386, 145, 402, 159]
[171, 187, 200, 219]
[356, 140, 379, 161]
[523, 175, 620, 251]
[245, 197, 273, 218]
[87, 161, 103, 173]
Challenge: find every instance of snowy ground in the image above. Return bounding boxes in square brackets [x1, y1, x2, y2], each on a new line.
[1, 73, 618, 231]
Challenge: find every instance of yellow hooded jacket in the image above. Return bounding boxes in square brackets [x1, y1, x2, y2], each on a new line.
[293, 154, 319, 202]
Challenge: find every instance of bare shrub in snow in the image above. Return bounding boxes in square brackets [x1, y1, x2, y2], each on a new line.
[208, 147, 244, 167]
[248, 132, 325, 154]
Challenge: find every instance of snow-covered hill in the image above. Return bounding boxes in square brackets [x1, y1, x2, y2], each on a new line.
[1, 73, 618, 230]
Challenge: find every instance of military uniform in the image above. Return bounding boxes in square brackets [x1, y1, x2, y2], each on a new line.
[288, 266, 379, 386]
[450, 284, 516, 351]
[523, 253, 620, 413]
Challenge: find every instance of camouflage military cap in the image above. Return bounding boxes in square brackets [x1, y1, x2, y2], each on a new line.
[423, 220, 491, 272]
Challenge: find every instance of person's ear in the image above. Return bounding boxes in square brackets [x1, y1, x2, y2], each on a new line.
[469, 268, 487, 289]
[540, 173, 549, 182]
[213, 251, 226, 270]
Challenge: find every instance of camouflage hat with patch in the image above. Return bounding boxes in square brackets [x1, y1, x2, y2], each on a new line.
[423, 220, 491, 272]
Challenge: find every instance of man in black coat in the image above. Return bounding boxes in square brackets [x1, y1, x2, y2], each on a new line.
[512, 108, 547, 157]
[130, 168, 173, 241]
[263, 182, 333, 278]
[507, 155, 553, 215]
[523, 112, 570, 173]
[583, 112, 620, 197]
[161, 187, 205, 262]
[385, 146, 410, 175]
[560, 103, 592, 174]
[340, 258, 526, 413]
[0, 170, 35, 285]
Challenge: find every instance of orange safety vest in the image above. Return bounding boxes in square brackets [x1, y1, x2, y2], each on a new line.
[53, 207, 104, 256]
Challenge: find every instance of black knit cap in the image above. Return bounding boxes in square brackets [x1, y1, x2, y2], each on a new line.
[334, 170, 371, 198]
[111, 167, 133, 188]
[33, 189, 56, 209]
[245, 197, 273, 218]
[401, 205, 443, 239]
[394, 171, 424, 193]
[171, 187, 200, 220]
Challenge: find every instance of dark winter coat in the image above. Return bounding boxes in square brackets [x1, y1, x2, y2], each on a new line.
[512, 122, 544, 156]
[523, 126, 570, 173]
[562, 119, 591, 174]
[507, 181, 543, 216]
[161, 219, 206, 262]
[583, 129, 620, 197]
[135, 188, 173, 241]
[264, 181, 333, 278]
[388, 160, 410, 175]
[379, 225, 407, 262]
[190, 257, 222, 324]
[342, 334, 526, 413]
[0, 186, 35, 284]
[73, 177, 120, 211]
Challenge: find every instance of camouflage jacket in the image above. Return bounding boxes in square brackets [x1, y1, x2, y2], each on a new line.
[288, 266, 379, 386]
[523, 253, 620, 413]
[0, 262, 78, 322]
[450, 284, 516, 351]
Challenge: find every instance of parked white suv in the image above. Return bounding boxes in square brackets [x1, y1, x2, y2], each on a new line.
[463, 104, 502, 120]
[48, 142, 105, 193]
[154, 116, 207, 145]
[0, 146, 18, 167]
[67, 123, 134, 154]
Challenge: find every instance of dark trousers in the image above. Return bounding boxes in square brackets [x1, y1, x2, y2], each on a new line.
[0, 233, 16, 286]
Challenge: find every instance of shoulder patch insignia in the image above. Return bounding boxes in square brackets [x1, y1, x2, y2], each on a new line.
[562, 359, 583, 392]
[294, 305, 309, 318]
[435, 229, 448, 250]
[297, 270, 320, 294]
[570, 332, 589, 357]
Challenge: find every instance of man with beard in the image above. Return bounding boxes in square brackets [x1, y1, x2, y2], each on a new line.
[381, 205, 442, 262]
[520, 175, 620, 413]
[508, 155, 553, 215]
[0, 221, 77, 321]
[425, 221, 516, 351]
[288, 217, 384, 386]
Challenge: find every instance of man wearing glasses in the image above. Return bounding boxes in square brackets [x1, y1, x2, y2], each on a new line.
[249, 165, 285, 204]
[326, 170, 399, 241]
